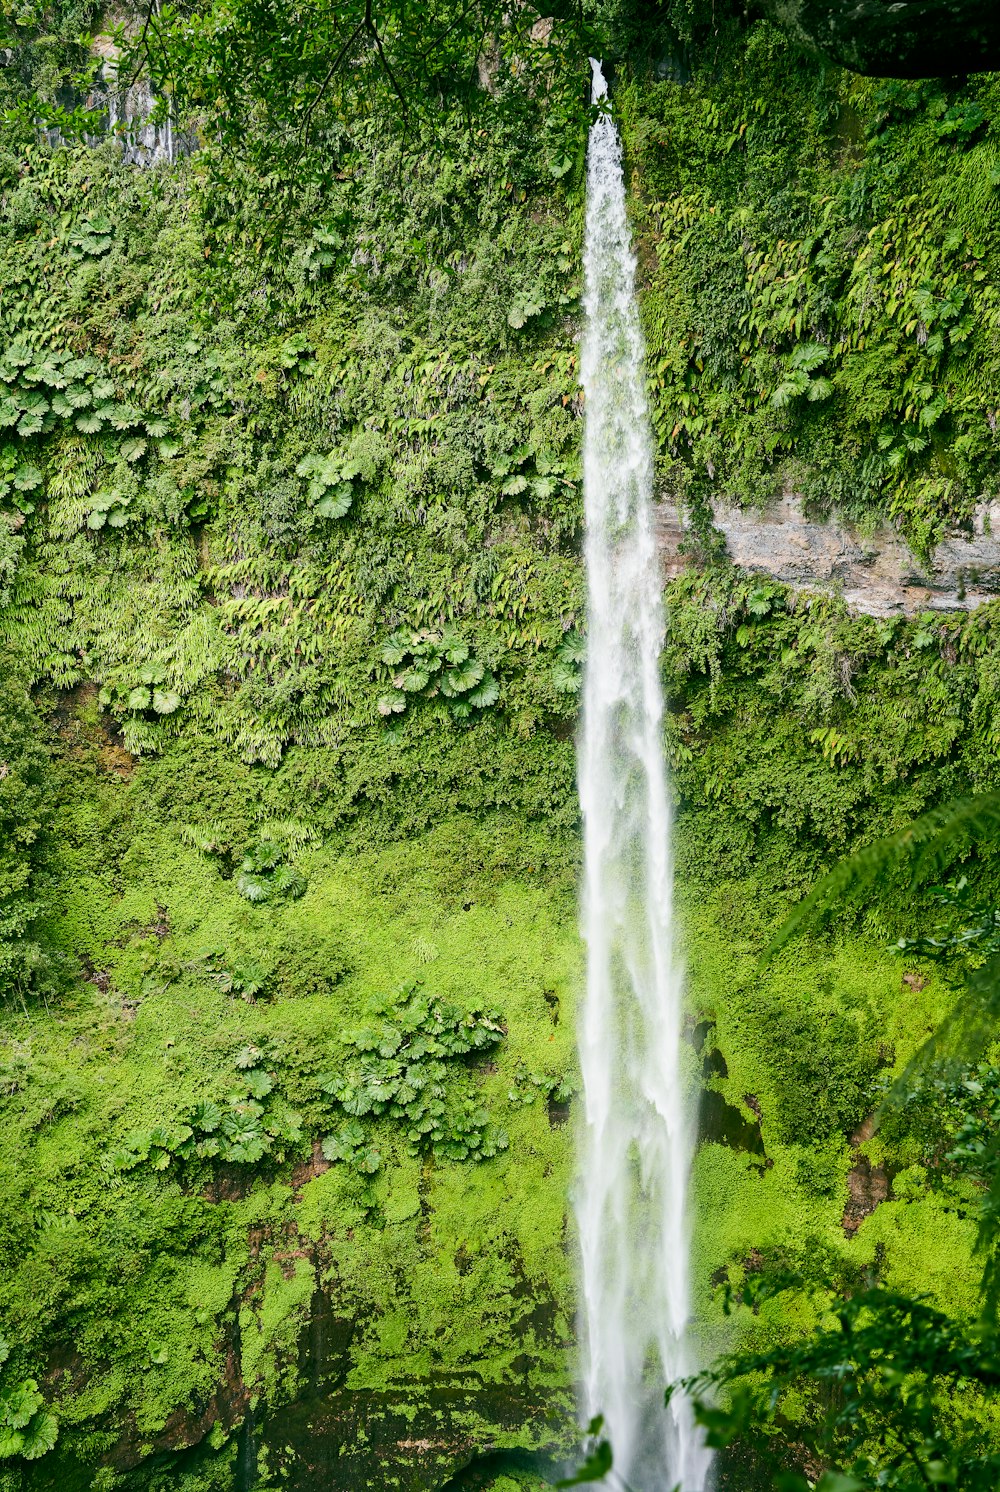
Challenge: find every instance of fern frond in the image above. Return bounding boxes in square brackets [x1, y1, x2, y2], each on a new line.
[766, 791, 1000, 959]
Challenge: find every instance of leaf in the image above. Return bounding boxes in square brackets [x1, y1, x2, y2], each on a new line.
[74, 410, 103, 434]
[272, 863, 307, 899]
[381, 631, 412, 665]
[552, 662, 581, 694]
[766, 790, 1000, 958]
[467, 674, 499, 709]
[190, 1100, 223, 1132]
[2, 1380, 43, 1430]
[107, 404, 140, 431]
[245, 1070, 273, 1099]
[234, 1045, 262, 1070]
[13, 465, 42, 492]
[236, 871, 270, 903]
[120, 437, 148, 463]
[144, 417, 170, 437]
[127, 687, 151, 711]
[315, 483, 353, 518]
[555, 1419, 613, 1487]
[152, 690, 181, 715]
[18, 1409, 57, 1460]
[377, 692, 407, 716]
[442, 658, 484, 695]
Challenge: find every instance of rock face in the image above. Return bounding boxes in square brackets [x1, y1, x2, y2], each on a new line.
[758, 0, 1000, 77]
[658, 494, 1000, 617]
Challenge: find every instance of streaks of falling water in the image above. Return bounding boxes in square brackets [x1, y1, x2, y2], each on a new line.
[574, 59, 711, 1492]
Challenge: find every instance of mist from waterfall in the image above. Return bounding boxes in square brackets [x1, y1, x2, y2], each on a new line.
[574, 59, 710, 1492]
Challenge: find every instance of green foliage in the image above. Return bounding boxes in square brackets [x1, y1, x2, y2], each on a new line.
[0, 661, 53, 1009]
[378, 626, 499, 720]
[624, 23, 1000, 545]
[685, 1279, 1000, 1491]
[0, 1340, 57, 1464]
[319, 983, 509, 1163]
[105, 1048, 305, 1175]
[181, 818, 317, 904]
[758, 1002, 881, 1146]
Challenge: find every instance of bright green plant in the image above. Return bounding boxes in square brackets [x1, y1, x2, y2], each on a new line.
[378, 627, 499, 720]
[295, 451, 361, 519]
[105, 1049, 304, 1174]
[0, 1339, 57, 1463]
[318, 983, 509, 1165]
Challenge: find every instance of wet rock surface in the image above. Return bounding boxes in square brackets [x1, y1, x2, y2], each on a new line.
[658, 494, 1000, 618]
[843, 1115, 894, 1236]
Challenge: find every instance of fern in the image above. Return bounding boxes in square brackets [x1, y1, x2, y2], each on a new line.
[767, 791, 1000, 958]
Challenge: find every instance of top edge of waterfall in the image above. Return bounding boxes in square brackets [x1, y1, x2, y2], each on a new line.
[589, 58, 608, 104]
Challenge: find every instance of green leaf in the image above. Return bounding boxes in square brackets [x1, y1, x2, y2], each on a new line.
[552, 662, 581, 694]
[74, 410, 103, 434]
[151, 690, 181, 715]
[190, 1099, 223, 1132]
[120, 436, 148, 463]
[18, 1409, 57, 1460]
[555, 1419, 613, 1486]
[2, 1381, 42, 1431]
[127, 687, 151, 711]
[13, 465, 42, 492]
[107, 404, 140, 431]
[467, 674, 499, 709]
[236, 871, 270, 903]
[315, 483, 353, 518]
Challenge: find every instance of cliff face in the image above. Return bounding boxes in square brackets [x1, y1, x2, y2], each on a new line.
[658, 496, 1000, 617]
[2, 11, 1000, 1492]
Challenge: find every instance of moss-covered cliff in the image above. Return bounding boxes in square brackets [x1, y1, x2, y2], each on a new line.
[2, 5, 1000, 1488]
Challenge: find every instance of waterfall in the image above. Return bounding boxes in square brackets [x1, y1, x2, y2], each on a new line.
[575, 60, 709, 1492]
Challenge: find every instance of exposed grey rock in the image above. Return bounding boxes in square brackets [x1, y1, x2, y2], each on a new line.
[658, 493, 1000, 617]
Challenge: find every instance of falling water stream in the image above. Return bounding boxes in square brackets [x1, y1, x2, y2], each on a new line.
[575, 60, 710, 1492]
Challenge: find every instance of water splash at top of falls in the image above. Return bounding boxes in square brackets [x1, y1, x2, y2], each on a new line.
[575, 58, 710, 1492]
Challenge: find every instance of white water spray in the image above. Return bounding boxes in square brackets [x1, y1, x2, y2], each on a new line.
[575, 60, 710, 1492]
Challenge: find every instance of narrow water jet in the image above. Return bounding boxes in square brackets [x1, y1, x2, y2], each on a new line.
[575, 60, 710, 1492]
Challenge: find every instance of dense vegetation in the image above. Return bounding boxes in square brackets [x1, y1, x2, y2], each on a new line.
[2, 1, 1000, 1488]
